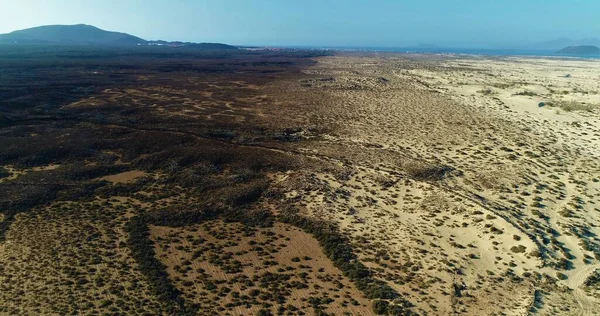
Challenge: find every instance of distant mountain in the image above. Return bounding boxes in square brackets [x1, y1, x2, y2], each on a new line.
[0, 24, 238, 49]
[529, 37, 600, 50]
[556, 45, 600, 55]
[0, 24, 146, 45]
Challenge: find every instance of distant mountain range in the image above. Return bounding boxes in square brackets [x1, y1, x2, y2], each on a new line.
[556, 45, 600, 55]
[0, 24, 237, 49]
[528, 37, 600, 50]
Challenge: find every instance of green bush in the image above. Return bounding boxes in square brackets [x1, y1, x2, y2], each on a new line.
[372, 300, 389, 315]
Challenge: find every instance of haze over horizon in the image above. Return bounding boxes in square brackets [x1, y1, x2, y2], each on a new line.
[1, 0, 599, 48]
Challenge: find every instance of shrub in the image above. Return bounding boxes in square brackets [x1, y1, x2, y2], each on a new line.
[477, 88, 495, 95]
[126, 215, 195, 314]
[556, 272, 568, 280]
[514, 90, 537, 96]
[256, 309, 272, 316]
[547, 101, 598, 112]
[364, 282, 397, 299]
[511, 245, 527, 253]
[403, 162, 459, 181]
[372, 300, 389, 315]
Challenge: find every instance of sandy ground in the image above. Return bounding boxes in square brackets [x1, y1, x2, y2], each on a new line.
[266, 54, 600, 315]
[100, 170, 147, 184]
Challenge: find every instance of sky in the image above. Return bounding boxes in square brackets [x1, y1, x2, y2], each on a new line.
[1, 0, 599, 48]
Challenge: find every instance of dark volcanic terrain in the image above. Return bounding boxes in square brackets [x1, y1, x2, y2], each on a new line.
[0, 46, 405, 315]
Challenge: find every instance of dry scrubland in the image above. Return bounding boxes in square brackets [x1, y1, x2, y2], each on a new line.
[274, 55, 600, 315]
[0, 47, 599, 315]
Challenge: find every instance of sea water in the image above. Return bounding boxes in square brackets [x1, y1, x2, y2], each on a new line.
[289, 46, 600, 59]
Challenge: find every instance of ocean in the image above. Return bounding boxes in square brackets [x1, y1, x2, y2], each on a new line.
[297, 46, 600, 59]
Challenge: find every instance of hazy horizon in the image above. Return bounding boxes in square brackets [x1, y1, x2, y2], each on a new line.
[1, 0, 599, 48]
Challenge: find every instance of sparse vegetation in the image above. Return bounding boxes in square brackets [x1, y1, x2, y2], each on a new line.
[514, 90, 537, 96]
[546, 101, 598, 112]
[403, 161, 459, 181]
[2, 45, 599, 316]
[478, 88, 495, 95]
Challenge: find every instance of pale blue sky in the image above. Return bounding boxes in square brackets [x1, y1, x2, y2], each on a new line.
[1, 0, 599, 47]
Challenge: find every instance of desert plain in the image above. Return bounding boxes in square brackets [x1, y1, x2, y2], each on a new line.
[0, 47, 599, 315]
